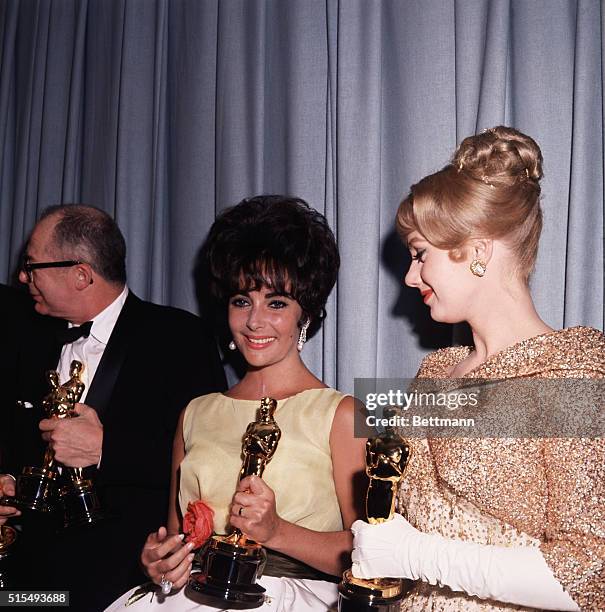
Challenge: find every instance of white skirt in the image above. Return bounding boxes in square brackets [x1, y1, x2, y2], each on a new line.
[105, 575, 339, 612]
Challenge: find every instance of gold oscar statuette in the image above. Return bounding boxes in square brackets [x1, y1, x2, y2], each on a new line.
[0, 361, 104, 527]
[338, 406, 412, 612]
[189, 397, 281, 607]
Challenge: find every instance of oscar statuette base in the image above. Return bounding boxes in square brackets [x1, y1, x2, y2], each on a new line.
[0, 526, 17, 589]
[0, 466, 58, 514]
[60, 478, 105, 529]
[188, 534, 267, 607]
[338, 569, 409, 611]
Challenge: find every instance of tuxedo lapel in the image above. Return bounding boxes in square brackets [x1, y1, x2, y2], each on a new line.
[85, 292, 140, 418]
[18, 317, 65, 404]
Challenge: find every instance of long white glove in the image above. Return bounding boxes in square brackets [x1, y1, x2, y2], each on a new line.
[351, 513, 579, 611]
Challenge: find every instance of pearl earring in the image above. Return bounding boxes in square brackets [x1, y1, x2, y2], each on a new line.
[228, 340, 236, 351]
[470, 259, 487, 277]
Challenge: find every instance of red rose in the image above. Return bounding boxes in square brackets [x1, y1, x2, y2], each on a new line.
[183, 499, 214, 548]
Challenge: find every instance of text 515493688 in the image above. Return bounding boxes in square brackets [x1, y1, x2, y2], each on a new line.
[0, 591, 69, 607]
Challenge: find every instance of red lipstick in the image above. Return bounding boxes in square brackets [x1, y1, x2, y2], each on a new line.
[420, 289, 433, 304]
[243, 335, 276, 350]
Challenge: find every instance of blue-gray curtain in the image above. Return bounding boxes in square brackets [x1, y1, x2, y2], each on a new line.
[1, 0, 603, 391]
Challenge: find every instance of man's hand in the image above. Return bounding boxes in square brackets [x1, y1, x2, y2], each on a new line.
[0, 474, 21, 524]
[39, 403, 103, 467]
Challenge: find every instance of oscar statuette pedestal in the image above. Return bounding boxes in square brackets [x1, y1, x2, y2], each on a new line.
[0, 525, 17, 588]
[338, 411, 412, 611]
[189, 397, 281, 607]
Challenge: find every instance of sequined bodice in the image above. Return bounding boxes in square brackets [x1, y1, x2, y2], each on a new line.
[397, 327, 605, 611]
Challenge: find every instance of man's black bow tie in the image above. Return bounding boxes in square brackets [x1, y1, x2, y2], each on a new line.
[57, 321, 93, 344]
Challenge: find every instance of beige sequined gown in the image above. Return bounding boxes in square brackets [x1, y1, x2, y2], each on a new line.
[397, 327, 605, 611]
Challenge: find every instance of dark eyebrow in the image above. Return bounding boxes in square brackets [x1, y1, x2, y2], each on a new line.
[265, 292, 291, 299]
[231, 290, 292, 299]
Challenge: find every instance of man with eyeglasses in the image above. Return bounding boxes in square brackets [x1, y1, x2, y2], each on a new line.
[0, 204, 226, 611]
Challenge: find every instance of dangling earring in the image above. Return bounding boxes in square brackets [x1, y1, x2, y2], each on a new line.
[228, 340, 237, 351]
[297, 320, 310, 352]
[470, 259, 487, 277]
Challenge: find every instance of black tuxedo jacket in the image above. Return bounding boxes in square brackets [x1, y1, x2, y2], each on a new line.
[0, 284, 61, 468]
[7, 292, 226, 611]
[0, 284, 34, 430]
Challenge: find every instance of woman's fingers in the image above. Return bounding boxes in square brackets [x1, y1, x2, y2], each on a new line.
[229, 477, 281, 543]
[231, 491, 254, 510]
[142, 528, 176, 563]
[141, 528, 194, 585]
[153, 534, 188, 560]
[143, 526, 167, 550]
[231, 476, 275, 514]
[150, 544, 194, 588]
[168, 553, 195, 589]
[232, 489, 274, 513]
[158, 541, 194, 574]
[237, 475, 269, 494]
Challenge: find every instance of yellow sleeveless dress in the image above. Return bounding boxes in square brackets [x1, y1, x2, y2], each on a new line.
[107, 387, 347, 611]
[179, 388, 345, 535]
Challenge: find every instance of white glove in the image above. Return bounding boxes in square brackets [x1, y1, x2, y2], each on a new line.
[351, 513, 579, 611]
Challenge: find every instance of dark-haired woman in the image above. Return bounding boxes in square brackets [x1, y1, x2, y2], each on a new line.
[351, 128, 605, 611]
[107, 196, 366, 612]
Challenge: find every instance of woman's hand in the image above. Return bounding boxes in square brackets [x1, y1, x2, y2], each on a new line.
[351, 513, 414, 579]
[140, 527, 195, 593]
[229, 475, 283, 546]
[352, 513, 581, 611]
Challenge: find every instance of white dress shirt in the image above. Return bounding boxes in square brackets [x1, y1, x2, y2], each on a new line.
[57, 286, 129, 400]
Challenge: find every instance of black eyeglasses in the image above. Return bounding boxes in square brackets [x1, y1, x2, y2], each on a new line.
[21, 260, 83, 282]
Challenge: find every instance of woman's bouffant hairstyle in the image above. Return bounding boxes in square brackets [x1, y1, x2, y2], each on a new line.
[397, 126, 543, 282]
[202, 195, 339, 326]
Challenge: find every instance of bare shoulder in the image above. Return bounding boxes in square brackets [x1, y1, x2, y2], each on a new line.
[330, 395, 366, 446]
[331, 394, 376, 441]
[333, 394, 364, 424]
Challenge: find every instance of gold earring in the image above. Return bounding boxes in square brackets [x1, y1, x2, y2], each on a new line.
[470, 259, 486, 277]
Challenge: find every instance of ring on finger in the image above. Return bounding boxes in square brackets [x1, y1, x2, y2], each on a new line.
[160, 573, 173, 595]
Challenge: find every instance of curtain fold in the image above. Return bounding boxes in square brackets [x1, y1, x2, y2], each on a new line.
[335, 0, 384, 385]
[167, 0, 218, 309]
[0, 0, 603, 390]
[0, 0, 18, 274]
[60, 0, 87, 205]
[564, 0, 603, 327]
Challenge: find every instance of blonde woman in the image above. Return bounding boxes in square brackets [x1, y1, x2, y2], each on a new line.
[352, 127, 604, 611]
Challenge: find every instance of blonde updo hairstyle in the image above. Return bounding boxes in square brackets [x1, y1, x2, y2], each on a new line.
[397, 126, 543, 282]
